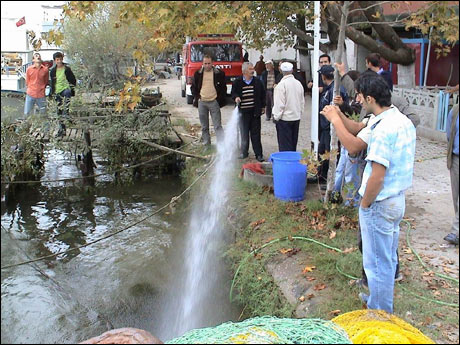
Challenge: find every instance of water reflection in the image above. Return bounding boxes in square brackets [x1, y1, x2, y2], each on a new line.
[1, 149, 192, 343]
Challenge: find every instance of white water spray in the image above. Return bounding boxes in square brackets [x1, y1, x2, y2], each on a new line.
[168, 107, 240, 337]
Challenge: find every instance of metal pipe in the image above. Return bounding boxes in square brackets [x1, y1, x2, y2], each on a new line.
[423, 21, 433, 87]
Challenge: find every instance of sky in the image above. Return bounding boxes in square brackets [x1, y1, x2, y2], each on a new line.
[1, 1, 65, 53]
[1, 1, 65, 26]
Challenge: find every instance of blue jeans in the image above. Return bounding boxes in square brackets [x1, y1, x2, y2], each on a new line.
[359, 192, 405, 313]
[334, 147, 361, 207]
[24, 95, 47, 116]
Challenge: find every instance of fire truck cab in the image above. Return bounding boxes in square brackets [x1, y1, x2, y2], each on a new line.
[181, 34, 244, 104]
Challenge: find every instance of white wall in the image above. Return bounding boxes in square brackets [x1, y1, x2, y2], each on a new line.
[245, 45, 297, 66]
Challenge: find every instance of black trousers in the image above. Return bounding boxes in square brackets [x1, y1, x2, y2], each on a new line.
[318, 128, 331, 182]
[275, 120, 300, 152]
[239, 110, 262, 157]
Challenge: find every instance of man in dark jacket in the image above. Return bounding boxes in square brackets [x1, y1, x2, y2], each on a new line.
[49, 52, 76, 137]
[191, 54, 227, 145]
[317, 64, 348, 184]
[231, 62, 266, 161]
[260, 60, 279, 121]
[365, 53, 393, 91]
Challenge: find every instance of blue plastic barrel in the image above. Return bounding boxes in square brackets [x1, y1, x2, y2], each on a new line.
[270, 151, 307, 202]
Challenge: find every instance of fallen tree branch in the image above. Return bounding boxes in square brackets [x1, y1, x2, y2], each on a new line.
[137, 139, 209, 160]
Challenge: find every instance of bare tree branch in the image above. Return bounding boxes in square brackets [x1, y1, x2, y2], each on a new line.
[284, 20, 330, 52]
[326, 1, 416, 65]
[348, 1, 397, 14]
[358, 1, 407, 51]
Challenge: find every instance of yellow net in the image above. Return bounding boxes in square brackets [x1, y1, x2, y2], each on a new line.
[331, 310, 435, 344]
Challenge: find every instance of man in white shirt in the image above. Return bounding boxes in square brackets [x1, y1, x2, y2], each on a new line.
[272, 62, 305, 151]
[322, 74, 416, 313]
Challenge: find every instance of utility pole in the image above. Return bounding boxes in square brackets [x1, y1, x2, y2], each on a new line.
[310, 1, 321, 154]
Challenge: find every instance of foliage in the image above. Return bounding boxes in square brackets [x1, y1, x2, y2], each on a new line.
[1, 120, 44, 182]
[97, 111, 172, 170]
[231, 1, 312, 51]
[62, 1, 154, 91]
[49, 1, 459, 108]
[404, 1, 459, 57]
[46, 1, 459, 65]
[301, 149, 338, 176]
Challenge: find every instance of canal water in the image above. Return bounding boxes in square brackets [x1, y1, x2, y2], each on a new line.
[1, 96, 239, 343]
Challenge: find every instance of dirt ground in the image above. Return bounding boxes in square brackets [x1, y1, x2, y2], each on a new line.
[157, 77, 458, 276]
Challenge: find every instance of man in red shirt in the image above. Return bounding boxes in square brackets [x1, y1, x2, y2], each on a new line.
[24, 52, 49, 116]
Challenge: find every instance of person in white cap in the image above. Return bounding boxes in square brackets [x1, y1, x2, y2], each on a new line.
[272, 62, 304, 152]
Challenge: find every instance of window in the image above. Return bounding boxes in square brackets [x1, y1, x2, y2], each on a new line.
[190, 44, 241, 62]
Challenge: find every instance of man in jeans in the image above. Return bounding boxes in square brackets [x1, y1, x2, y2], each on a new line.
[321, 74, 416, 313]
[24, 52, 49, 116]
[444, 104, 459, 245]
[49, 52, 76, 137]
[191, 54, 227, 145]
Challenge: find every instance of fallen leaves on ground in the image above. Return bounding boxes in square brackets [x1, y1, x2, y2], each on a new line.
[279, 248, 301, 257]
[329, 231, 336, 239]
[403, 247, 413, 254]
[342, 247, 357, 254]
[250, 218, 265, 229]
[302, 265, 316, 274]
[314, 283, 326, 291]
[254, 253, 263, 260]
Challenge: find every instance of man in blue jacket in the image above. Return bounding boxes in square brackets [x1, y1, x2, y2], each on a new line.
[317, 64, 348, 184]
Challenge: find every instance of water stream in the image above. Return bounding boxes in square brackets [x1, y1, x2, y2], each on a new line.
[158, 107, 241, 340]
[1, 98, 241, 343]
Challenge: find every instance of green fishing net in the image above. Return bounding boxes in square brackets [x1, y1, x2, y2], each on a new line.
[167, 316, 352, 344]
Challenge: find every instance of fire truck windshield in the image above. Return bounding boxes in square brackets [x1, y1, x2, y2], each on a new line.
[190, 43, 241, 62]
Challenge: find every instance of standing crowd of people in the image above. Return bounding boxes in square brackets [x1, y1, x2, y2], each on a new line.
[24, 51, 76, 137]
[190, 52, 459, 314]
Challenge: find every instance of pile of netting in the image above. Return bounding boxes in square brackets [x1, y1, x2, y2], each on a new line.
[167, 316, 352, 344]
[332, 310, 435, 344]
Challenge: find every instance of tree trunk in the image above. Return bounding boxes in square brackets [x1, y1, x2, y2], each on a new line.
[285, 20, 330, 53]
[397, 63, 416, 88]
[324, 1, 351, 203]
[326, 2, 416, 65]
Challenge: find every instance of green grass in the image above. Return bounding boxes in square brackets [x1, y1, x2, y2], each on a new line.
[225, 177, 459, 343]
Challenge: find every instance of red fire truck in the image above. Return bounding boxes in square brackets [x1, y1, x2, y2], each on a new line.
[181, 34, 244, 104]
